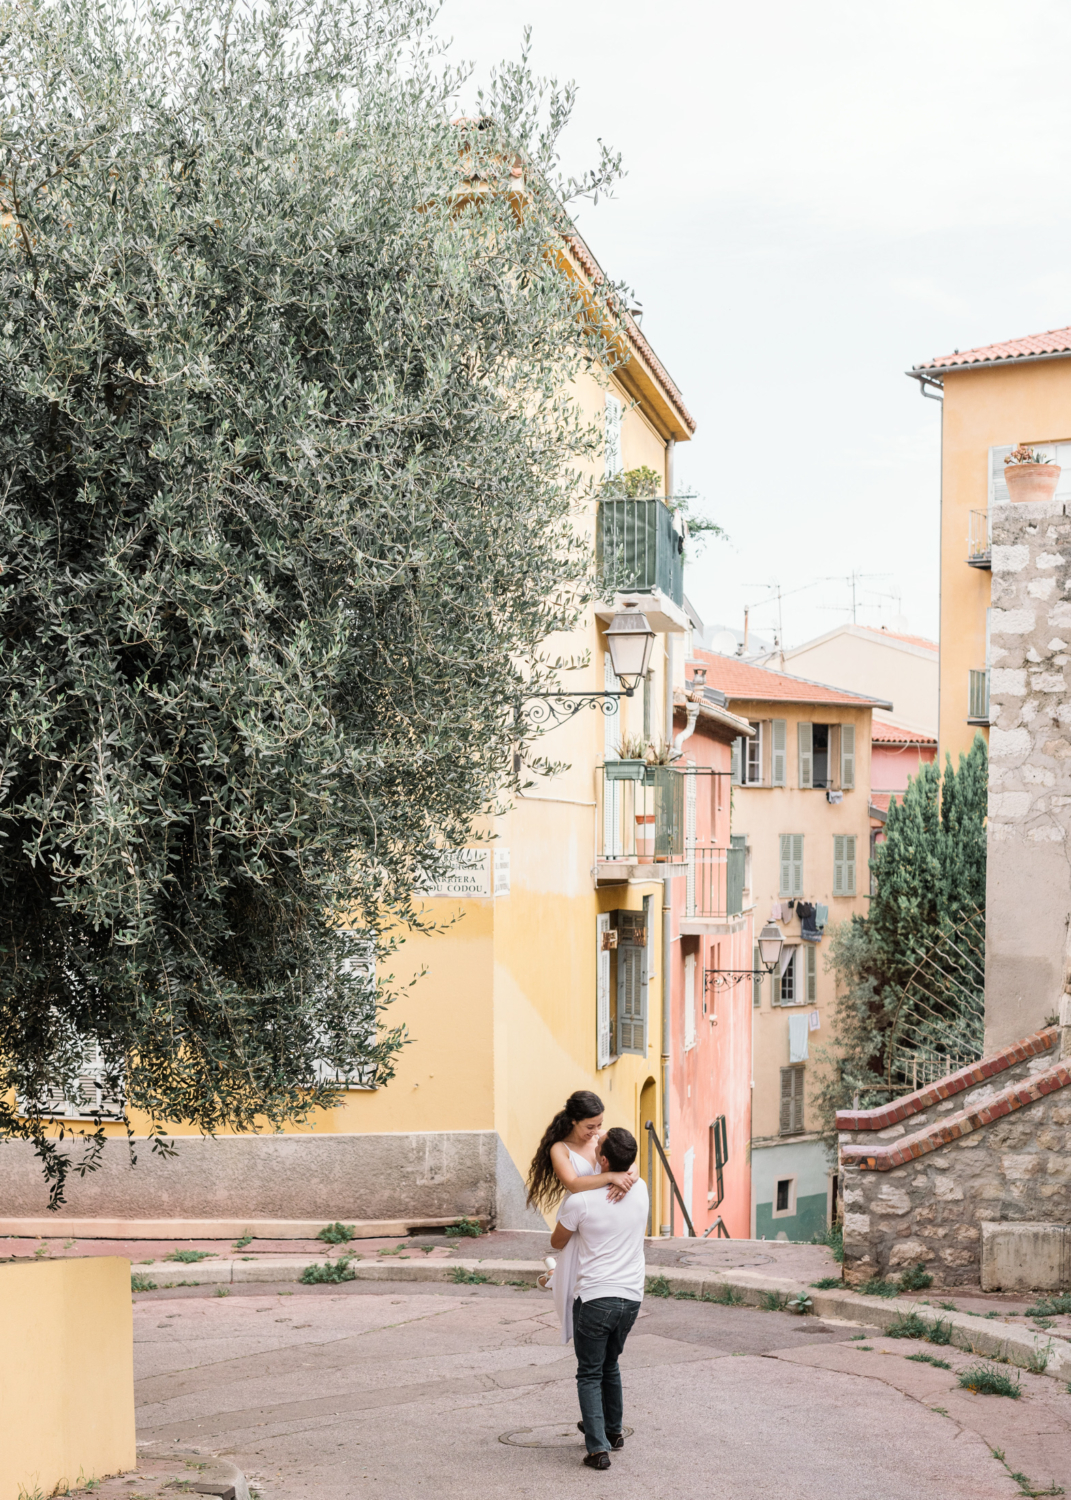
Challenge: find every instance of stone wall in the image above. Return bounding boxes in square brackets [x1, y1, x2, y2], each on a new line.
[987, 497, 1071, 1051]
[838, 1029, 1071, 1287]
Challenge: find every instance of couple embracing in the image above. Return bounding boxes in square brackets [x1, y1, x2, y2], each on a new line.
[525, 1090, 649, 1472]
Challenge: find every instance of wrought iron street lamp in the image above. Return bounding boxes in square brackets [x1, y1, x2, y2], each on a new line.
[519, 602, 656, 728]
[704, 922, 785, 992]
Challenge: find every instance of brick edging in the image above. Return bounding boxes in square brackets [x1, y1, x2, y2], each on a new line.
[840, 1059, 1071, 1171]
[835, 1028, 1058, 1132]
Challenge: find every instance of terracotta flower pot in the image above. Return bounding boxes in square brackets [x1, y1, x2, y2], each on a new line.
[1004, 463, 1061, 504]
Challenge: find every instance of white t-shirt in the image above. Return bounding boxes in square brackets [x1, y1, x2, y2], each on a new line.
[557, 1179, 649, 1303]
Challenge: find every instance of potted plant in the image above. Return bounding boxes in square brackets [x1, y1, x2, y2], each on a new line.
[1003, 445, 1061, 504]
[605, 732, 648, 781]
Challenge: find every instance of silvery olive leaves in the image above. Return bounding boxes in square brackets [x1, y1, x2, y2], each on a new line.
[0, 0, 623, 1200]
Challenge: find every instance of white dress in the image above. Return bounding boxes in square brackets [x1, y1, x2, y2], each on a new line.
[552, 1146, 597, 1345]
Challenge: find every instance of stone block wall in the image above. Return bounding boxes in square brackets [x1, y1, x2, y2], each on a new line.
[838, 1029, 1071, 1286]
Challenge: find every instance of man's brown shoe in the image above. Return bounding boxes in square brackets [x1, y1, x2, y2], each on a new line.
[583, 1452, 611, 1470]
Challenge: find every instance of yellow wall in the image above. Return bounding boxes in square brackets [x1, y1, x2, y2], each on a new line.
[726, 700, 873, 1143]
[0, 1258, 135, 1500]
[940, 358, 1071, 763]
[782, 627, 937, 739]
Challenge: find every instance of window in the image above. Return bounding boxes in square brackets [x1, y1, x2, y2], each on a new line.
[597, 913, 613, 1067]
[840, 724, 855, 790]
[708, 1115, 727, 1206]
[684, 951, 697, 1050]
[833, 834, 857, 896]
[746, 722, 763, 784]
[22, 1038, 124, 1121]
[798, 722, 813, 788]
[314, 937, 381, 1090]
[773, 947, 797, 1005]
[771, 719, 786, 786]
[752, 944, 763, 1008]
[780, 1066, 805, 1135]
[604, 393, 623, 478]
[989, 441, 1071, 506]
[779, 833, 803, 897]
[616, 909, 648, 1057]
[773, 1176, 797, 1217]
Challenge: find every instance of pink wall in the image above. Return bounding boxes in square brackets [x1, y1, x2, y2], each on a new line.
[871, 741, 937, 798]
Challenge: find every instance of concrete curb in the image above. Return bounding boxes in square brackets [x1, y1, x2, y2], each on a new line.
[133, 1253, 1071, 1378]
[138, 1444, 250, 1500]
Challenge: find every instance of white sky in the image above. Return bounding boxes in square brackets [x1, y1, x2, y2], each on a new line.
[436, 0, 1071, 649]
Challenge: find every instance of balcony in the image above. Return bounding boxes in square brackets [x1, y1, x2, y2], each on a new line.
[967, 509, 991, 568]
[598, 765, 685, 878]
[686, 845, 746, 922]
[968, 668, 990, 725]
[597, 497, 685, 610]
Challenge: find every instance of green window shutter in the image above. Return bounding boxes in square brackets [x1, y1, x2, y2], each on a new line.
[597, 914, 612, 1066]
[789, 834, 803, 896]
[780, 1066, 805, 1134]
[617, 942, 646, 1056]
[798, 722, 813, 789]
[731, 736, 744, 785]
[779, 833, 792, 897]
[844, 834, 856, 896]
[752, 944, 763, 1008]
[771, 719, 786, 786]
[840, 723, 855, 790]
[833, 834, 845, 896]
[805, 944, 817, 1003]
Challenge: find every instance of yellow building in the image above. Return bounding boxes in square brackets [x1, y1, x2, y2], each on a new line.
[697, 653, 885, 1241]
[909, 324, 1071, 764]
[1, 235, 714, 1239]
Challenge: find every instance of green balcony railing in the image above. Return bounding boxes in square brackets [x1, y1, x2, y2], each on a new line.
[597, 497, 685, 608]
[688, 844, 746, 919]
[601, 765, 684, 861]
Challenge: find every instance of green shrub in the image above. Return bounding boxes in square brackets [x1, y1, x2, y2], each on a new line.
[445, 1218, 483, 1239]
[813, 1222, 844, 1262]
[166, 1249, 214, 1264]
[760, 1291, 789, 1312]
[927, 1318, 953, 1347]
[451, 1268, 490, 1285]
[787, 1294, 813, 1316]
[233, 1234, 253, 1250]
[645, 1275, 673, 1298]
[300, 1257, 356, 1285]
[896, 1263, 934, 1292]
[317, 1223, 357, 1245]
[1026, 1344, 1052, 1375]
[214, 1287, 230, 1298]
[130, 1272, 157, 1292]
[957, 1363, 1021, 1398]
[1025, 1293, 1071, 1318]
[859, 1277, 900, 1298]
[906, 1352, 951, 1369]
[811, 1276, 842, 1290]
[885, 1312, 931, 1340]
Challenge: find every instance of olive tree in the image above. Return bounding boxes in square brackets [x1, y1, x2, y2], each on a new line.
[0, 0, 621, 1199]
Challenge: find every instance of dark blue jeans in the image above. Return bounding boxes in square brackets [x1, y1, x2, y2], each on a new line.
[572, 1296, 640, 1455]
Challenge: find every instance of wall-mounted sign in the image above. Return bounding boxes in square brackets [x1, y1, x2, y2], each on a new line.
[418, 849, 511, 899]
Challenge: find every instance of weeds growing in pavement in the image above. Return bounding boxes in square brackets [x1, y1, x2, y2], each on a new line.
[645, 1275, 673, 1298]
[897, 1263, 934, 1292]
[812, 1222, 844, 1262]
[674, 1290, 698, 1300]
[991, 1446, 1065, 1496]
[907, 1353, 952, 1369]
[215, 1287, 230, 1298]
[130, 1273, 157, 1292]
[233, 1234, 253, 1249]
[938, 1301, 958, 1312]
[451, 1268, 490, 1285]
[1026, 1293, 1071, 1318]
[788, 1294, 813, 1316]
[760, 1291, 789, 1312]
[166, 1249, 214, 1263]
[317, 1223, 357, 1244]
[300, 1257, 356, 1285]
[446, 1218, 483, 1238]
[927, 1318, 954, 1346]
[811, 1277, 842, 1290]
[958, 1363, 1021, 1398]
[859, 1277, 900, 1297]
[885, 1312, 930, 1340]
[702, 1284, 745, 1306]
[1026, 1344, 1052, 1375]
[984, 1311, 1001, 1320]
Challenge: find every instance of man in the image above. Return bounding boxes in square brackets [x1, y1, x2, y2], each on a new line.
[550, 1126, 649, 1471]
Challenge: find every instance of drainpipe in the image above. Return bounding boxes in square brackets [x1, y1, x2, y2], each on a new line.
[673, 666, 706, 755]
[661, 870, 673, 1236]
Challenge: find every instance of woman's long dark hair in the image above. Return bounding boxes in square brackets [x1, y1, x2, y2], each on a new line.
[525, 1090, 605, 1212]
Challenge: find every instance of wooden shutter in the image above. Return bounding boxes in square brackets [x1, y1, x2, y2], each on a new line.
[780, 1066, 805, 1134]
[798, 722, 813, 788]
[988, 444, 1012, 506]
[833, 834, 845, 895]
[771, 719, 786, 786]
[604, 393, 623, 478]
[684, 952, 697, 1050]
[840, 723, 855, 790]
[780, 833, 803, 897]
[731, 736, 744, 784]
[834, 834, 857, 896]
[597, 914, 613, 1066]
[844, 834, 856, 895]
[779, 833, 792, 897]
[805, 943, 817, 1003]
[617, 943, 646, 1055]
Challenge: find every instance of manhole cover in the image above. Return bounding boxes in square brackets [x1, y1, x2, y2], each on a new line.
[499, 1425, 635, 1448]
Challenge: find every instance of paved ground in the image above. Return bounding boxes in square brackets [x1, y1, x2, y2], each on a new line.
[94, 1277, 1071, 1500]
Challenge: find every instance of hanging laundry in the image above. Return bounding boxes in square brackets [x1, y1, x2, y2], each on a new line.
[789, 1013, 809, 1062]
[797, 901, 821, 943]
[808, 1010, 820, 1031]
[771, 901, 783, 921]
[815, 904, 828, 930]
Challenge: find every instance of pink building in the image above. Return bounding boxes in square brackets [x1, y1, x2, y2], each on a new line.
[870, 722, 938, 854]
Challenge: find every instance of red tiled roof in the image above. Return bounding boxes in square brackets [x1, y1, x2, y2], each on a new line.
[856, 626, 938, 653]
[564, 234, 696, 435]
[872, 720, 937, 746]
[696, 650, 892, 709]
[915, 324, 1071, 374]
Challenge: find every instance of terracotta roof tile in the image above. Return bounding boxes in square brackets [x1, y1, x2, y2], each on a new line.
[856, 626, 938, 653]
[696, 650, 892, 708]
[872, 721, 937, 746]
[915, 324, 1071, 374]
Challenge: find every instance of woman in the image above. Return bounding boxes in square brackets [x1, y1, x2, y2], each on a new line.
[525, 1090, 638, 1343]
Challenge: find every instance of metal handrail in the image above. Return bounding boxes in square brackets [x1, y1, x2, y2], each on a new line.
[703, 1216, 731, 1239]
[644, 1119, 696, 1237]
